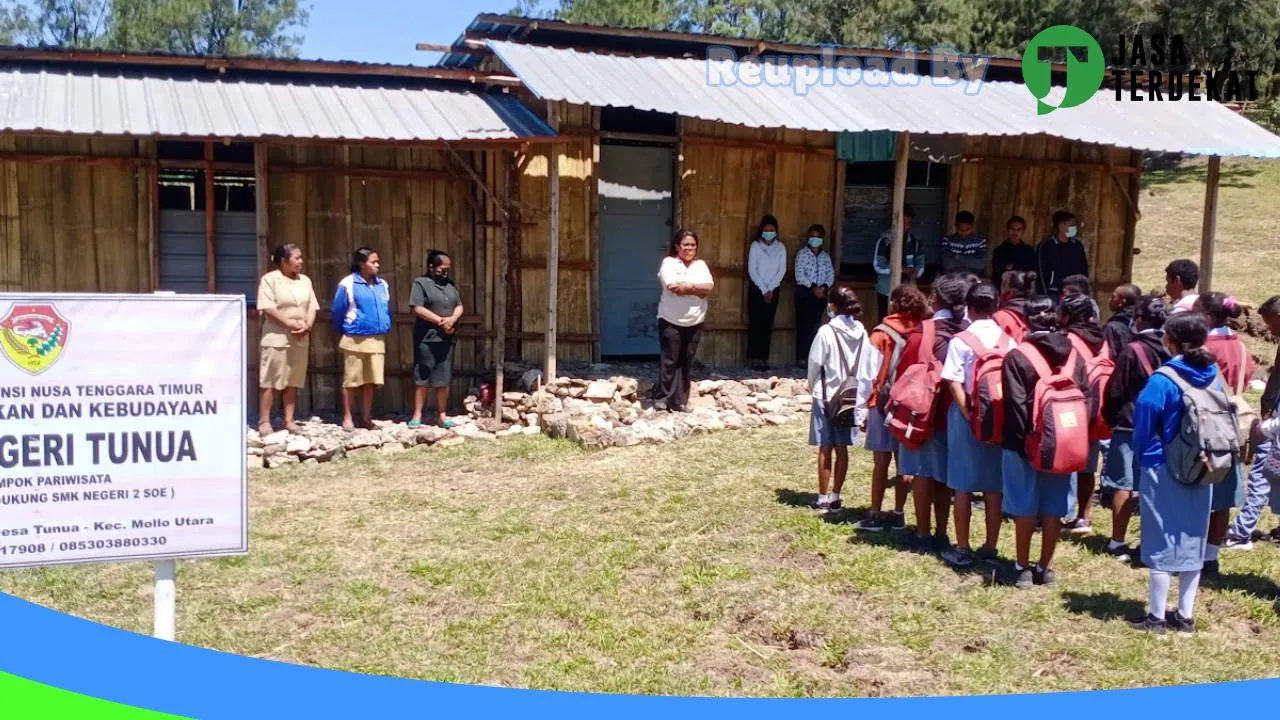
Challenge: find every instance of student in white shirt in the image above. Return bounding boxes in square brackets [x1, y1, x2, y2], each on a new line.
[1164, 259, 1200, 315]
[939, 282, 1016, 567]
[655, 230, 715, 412]
[747, 214, 786, 370]
[794, 223, 836, 364]
[807, 285, 880, 512]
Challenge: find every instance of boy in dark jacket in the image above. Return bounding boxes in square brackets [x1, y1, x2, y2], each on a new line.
[1037, 210, 1089, 302]
[1103, 284, 1141, 358]
[1001, 295, 1090, 588]
[1101, 296, 1171, 561]
[992, 216, 1037, 278]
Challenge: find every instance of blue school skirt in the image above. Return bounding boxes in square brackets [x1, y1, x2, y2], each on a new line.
[1139, 463, 1211, 573]
[809, 399, 854, 447]
[1001, 450, 1073, 518]
[900, 430, 947, 483]
[864, 406, 898, 453]
[1210, 462, 1245, 512]
[945, 404, 1002, 493]
[1100, 429, 1138, 492]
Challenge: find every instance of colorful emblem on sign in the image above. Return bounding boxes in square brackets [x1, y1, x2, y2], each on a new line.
[0, 304, 70, 375]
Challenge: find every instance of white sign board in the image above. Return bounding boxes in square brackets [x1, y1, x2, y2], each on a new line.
[0, 293, 248, 569]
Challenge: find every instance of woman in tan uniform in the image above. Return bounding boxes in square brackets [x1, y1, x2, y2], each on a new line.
[256, 244, 317, 435]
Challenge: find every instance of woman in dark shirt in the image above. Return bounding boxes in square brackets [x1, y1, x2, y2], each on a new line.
[409, 250, 464, 428]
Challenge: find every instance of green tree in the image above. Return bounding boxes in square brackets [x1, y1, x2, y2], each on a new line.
[0, 0, 308, 56]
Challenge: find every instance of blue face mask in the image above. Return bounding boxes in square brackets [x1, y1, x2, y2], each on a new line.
[761, 231, 777, 242]
[807, 236, 823, 248]
[1066, 225, 1079, 239]
[826, 309, 836, 319]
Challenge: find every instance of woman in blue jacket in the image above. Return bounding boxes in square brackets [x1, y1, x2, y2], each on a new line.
[332, 246, 393, 431]
[1128, 312, 1219, 636]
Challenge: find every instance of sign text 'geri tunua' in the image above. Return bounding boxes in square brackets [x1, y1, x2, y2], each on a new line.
[0, 294, 247, 570]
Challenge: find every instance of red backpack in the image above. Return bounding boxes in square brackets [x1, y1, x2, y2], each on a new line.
[956, 330, 1012, 445]
[1020, 343, 1090, 474]
[1066, 333, 1114, 441]
[993, 308, 1028, 341]
[884, 320, 944, 450]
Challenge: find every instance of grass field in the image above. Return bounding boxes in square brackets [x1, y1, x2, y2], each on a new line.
[4, 156, 1280, 698]
[3, 425, 1280, 698]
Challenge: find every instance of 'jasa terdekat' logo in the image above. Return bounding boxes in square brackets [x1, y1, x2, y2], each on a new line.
[0, 303, 70, 375]
[1021, 25, 1260, 115]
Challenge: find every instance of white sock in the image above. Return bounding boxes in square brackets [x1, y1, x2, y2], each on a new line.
[1149, 570, 1171, 619]
[1107, 539, 1126, 551]
[831, 492, 841, 503]
[1205, 544, 1220, 561]
[818, 493, 830, 504]
[1178, 570, 1202, 619]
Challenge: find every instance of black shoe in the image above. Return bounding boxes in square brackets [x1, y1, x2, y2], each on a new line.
[941, 546, 975, 567]
[888, 511, 906, 529]
[856, 515, 889, 533]
[902, 533, 931, 554]
[1004, 566, 1035, 589]
[653, 400, 668, 412]
[1128, 613, 1168, 635]
[931, 534, 952, 554]
[828, 497, 843, 511]
[1203, 559, 1220, 579]
[1105, 543, 1134, 562]
[1033, 566, 1057, 587]
[1165, 612, 1196, 636]
[974, 546, 999, 564]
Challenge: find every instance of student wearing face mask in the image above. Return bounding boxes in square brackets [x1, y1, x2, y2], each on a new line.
[748, 214, 787, 370]
[409, 250, 464, 429]
[1036, 210, 1089, 303]
[794, 224, 836, 363]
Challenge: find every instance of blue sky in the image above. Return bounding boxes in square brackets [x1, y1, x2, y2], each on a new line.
[301, 0, 533, 66]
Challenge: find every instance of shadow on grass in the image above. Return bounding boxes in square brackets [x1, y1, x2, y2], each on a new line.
[1062, 533, 1113, 557]
[1062, 591, 1145, 621]
[1212, 572, 1280, 615]
[1142, 161, 1261, 190]
[774, 488, 817, 509]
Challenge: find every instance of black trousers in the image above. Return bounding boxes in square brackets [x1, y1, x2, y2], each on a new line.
[795, 286, 826, 364]
[657, 319, 702, 410]
[747, 284, 779, 364]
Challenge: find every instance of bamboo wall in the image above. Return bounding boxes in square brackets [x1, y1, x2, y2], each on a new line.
[950, 135, 1142, 304]
[265, 144, 483, 415]
[0, 136, 150, 294]
[679, 119, 838, 367]
[513, 101, 597, 366]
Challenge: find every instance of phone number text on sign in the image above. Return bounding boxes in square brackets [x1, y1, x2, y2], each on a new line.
[0, 294, 247, 569]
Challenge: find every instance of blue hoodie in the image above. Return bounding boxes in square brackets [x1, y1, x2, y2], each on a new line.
[331, 273, 392, 337]
[1133, 356, 1224, 470]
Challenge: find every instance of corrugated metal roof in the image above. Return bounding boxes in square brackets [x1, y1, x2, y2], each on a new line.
[0, 67, 553, 142]
[488, 40, 1280, 158]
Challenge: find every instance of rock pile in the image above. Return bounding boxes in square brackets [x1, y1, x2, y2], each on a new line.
[465, 372, 813, 449]
[246, 416, 540, 469]
[246, 363, 816, 468]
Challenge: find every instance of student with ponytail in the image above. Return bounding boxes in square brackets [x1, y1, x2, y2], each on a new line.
[896, 272, 975, 553]
[940, 282, 1015, 567]
[1100, 295, 1170, 561]
[1129, 312, 1224, 635]
[1059, 293, 1108, 537]
[1195, 292, 1254, 570]
[1001, 295, 1087, 588]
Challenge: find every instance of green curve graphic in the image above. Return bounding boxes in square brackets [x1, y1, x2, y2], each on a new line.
[0, 671, 191, 719]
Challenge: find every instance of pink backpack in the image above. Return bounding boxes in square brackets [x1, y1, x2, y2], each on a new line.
[956, 330, 1012, 445]
[1020, 343, 1090, 474]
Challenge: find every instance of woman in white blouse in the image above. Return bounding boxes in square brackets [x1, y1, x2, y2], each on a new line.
[794, 223, 836, 365]
[655, 229, 715, 412]
[747, 213, 786, 370]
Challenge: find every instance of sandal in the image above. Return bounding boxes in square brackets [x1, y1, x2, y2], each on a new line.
[407, 420, 423, 428]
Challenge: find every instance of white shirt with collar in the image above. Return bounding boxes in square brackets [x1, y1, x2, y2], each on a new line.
[748, 239, 787, 294]
[942, 318, 1017, 392]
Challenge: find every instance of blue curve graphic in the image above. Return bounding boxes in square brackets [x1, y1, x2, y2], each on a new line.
[0, 591, 1276, 719]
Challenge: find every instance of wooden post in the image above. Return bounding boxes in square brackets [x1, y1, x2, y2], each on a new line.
[1199, 155, 1221, 292]
[254, 142, 269, 277]
[889, 132, 910, 290]
[831, 158, 846, 279]
[545, 103, 561, 381]
[493, 152, 509, 419]
[204, 141, 216, 293]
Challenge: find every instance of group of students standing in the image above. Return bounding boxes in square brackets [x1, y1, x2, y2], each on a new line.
[254, 244, 465, 434]
[805, 253, 1280, 636]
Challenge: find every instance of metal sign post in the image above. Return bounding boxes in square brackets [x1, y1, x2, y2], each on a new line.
[153, 558, 177, 641]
